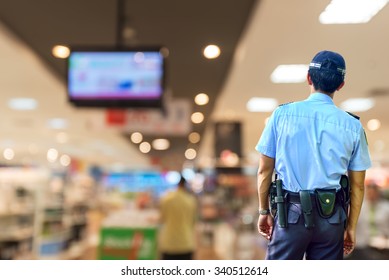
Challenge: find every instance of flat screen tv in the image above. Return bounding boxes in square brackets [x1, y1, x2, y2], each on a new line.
[66, 47, 166, 108]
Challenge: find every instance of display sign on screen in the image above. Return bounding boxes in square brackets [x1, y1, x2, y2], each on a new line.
[67, 47, 166, 108]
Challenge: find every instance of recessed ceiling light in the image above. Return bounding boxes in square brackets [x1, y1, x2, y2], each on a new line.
[131, 132, 143, 144]
[152, 138, 170, 150]
[247, 97, 278, 112]
[195, 93, 209, 105]
[367, 119, 381, 131]
[60, 154, 71, 166]
[8, 98, 37, 110]
[271, 64, 308, 83]
[3, 148, 15, 160]
[191, 112, 204, 124]
[139, 142, 151, 153]
[47, 148, 59, 163]
[52, 45, 70, 59]
[185, 148, 197, 160]
[319, 0, 388, 24]
[340, 98, 375, 112]
[203, 45, 221, 59]
[189, 132, 201, 144]
[47, 118, 68, 129]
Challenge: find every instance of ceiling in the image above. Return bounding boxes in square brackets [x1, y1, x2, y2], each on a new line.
[200, 0, 389, 171]
[0, 0, 388, 172]
[0, 0, 256, 170]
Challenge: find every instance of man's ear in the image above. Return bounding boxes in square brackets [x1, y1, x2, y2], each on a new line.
[336, 81, 344, 90]
[337, 81, 345, 91]
[307, 73, 313, 85]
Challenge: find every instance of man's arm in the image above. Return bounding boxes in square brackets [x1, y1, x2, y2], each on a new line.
[343, 170, 366, 255]
[257, 153, 275, 239]
[257, 154, 275, 210]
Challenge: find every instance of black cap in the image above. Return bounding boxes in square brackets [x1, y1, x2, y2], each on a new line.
[309, 50, 346, 77]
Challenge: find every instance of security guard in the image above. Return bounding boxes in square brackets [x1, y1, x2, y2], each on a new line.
[255, 50, 371, 260]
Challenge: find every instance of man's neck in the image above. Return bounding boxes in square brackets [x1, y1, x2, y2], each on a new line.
[310, 87, 334, 99]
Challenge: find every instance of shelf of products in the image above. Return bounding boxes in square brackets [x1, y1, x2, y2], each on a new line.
[0, 167, 94, 260]
[0, 168, 47, 260]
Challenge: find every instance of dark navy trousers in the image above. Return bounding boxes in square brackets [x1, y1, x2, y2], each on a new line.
[266, 202, 347, 260]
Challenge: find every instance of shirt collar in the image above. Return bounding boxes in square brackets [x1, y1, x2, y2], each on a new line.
[307, 92, 334, 104]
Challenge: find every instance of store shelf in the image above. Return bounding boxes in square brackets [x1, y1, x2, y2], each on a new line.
[0, 227, 34, 242]
[0, 167, 94, 260]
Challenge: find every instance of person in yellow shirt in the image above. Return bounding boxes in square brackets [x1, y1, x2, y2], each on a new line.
[159, 176, 197, 260]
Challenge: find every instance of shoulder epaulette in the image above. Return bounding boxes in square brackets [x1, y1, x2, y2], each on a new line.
[346, 111, 360, 120]
[279, 102, 294, 107]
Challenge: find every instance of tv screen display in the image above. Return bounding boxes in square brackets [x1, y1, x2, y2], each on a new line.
[67, 47, 166, 108]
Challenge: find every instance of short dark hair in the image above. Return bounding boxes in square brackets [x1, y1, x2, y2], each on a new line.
[308, 50, 345, 94]
[308, 68, 344, 94]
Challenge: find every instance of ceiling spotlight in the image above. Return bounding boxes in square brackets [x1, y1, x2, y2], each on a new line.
[319, 0, 388, 24]
[185, 148, 197, 160]
[47, 148, 59, 163]
[270, 64, 308, 83]
[152, 138, 170, 150]
[189, 132, 201, 144]
[340, 98, 375, 112]
[131, 132, 143, 144]
[60, 154, 71, 166]
[47, 118, 68, 129]
[247, 97, 278, 112]
[367, 119, 381, 131]
[8, 98, 37, 111]
[203, 45, 221, 59]
[195, 93, 209, 105]
[191, 112, 204, 124]
[3, 148, 15, 161]
[52, 45, 70, 59]
[139, 142, 151, 153]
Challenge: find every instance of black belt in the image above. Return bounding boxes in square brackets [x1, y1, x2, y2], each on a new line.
[286, 190, 341, 204]
[286, 191, 314, 204]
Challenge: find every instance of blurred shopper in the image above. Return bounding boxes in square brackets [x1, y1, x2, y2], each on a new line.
[255, 50, 371, 259]
[159, 176, 197, 260]
[347, 183, 389, 259]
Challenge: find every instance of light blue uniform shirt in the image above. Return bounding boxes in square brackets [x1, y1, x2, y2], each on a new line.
[255, 93, 371, 192]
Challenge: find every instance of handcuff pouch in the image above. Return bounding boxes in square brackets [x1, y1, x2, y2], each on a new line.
[315, 189, 337, 218]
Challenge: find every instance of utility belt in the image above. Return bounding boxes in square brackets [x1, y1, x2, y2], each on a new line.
[287, 189, 342, 229]
[286, 189, 343, 207]
[269, 176, 349, 229]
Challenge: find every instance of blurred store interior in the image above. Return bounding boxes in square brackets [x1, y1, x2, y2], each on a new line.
[0, 0, 389, 260]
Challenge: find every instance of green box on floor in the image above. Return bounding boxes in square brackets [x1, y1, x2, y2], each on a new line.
[98, 227, 158, 260]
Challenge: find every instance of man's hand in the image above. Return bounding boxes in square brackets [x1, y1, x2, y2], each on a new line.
[343, 229, 356, 255]
[257, 214, 274, 240]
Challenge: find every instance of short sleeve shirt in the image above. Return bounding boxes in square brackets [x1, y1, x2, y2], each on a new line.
[255, 93, 371, 192]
